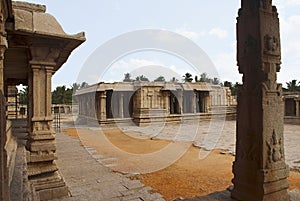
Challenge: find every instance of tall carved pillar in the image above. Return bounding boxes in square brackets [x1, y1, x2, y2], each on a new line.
[164, 91, 169, 114]
[178, 90, 183, 114]
[295, 99, 299, 117]
[193, 92, 197, 113]
[100, 91, 107, 122]
[27, 47, 68, 200]
[205, 94, 210, 113]
[232, 1, 290, 200]
[0, 37, 8, 201]
[0, 5, 8, 201]
[119, 92, 124, 118]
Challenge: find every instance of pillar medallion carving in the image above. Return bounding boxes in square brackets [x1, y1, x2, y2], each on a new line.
[232, 1, 290, 200]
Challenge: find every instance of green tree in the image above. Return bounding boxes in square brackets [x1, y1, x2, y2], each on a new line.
[80, 82, 89, 89]
[154, 76, 165, 82]
[212, 77, 220, 85]
[170, 77, 178, 82]
[183, 72, 193, 82]
[123, 73, 133, 82]
[71, 83, 81, 93]
[232, 82, 240, 96]
[18, 87, 28, 105]
[52, 86, 67, 104]
[286, 80, 300, 92]
[135, 75, 149, 82]
[224, 81, 233, 88]
[200, 73, 208, 82]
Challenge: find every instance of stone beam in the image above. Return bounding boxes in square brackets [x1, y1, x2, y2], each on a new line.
[27, 46, 68, 200]
[232, 1, 290, 201]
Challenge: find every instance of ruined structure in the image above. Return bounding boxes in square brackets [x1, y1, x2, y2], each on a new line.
[283, 92, 300, 124]
[75, 82, 236, 126]
[0, 1, 85, 200]
[232, 0, 290, 200]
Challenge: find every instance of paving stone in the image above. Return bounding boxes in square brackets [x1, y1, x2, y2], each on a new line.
[53, 131, 165, 201]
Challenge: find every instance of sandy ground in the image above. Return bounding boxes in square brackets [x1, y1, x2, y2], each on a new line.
[64, 128, 300, 201]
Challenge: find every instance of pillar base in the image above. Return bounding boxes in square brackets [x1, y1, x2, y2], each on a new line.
[232, 161, 290, 201]
[29, 171, 68, 200]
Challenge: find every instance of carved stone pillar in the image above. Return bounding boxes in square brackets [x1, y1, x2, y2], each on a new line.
[205, 94, 210, 113]
[27, 47, 68, 200]
[178, 90, 183, 114]
[119, 92, 124, 118]
[164, 91, 169, 114]
[295, 99, 299, 117]
[0, 6, 8, 200]
[100, 91, 107, 122]
[232, 1, 290, 200]
[193, 92, 197, 113]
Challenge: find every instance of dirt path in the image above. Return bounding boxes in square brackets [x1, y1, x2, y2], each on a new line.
[64, 128, 300, 201]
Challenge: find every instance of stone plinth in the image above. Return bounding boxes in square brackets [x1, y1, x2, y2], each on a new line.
[133, 108, 166, 126]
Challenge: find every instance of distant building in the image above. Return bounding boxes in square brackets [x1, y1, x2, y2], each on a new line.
[75, 81, 237, 126]
[283, 92, 300, 124]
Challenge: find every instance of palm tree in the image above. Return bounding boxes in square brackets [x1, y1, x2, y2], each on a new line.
[286, 80, 300, 92]
[135, 75, 149, 82]
[123, 73, 133, 82]
[170, 77, 178, 82]
[154, 76, 165, 82]
[183, 72, 193, 82]
[18, 87, 28, 105]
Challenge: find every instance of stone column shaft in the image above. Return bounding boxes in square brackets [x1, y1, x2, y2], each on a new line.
[295, 99, 299, 117]
[0, 8, 9, 200]
[193, 92, 197, 113]
[100, 91, 107, 122]
[164, 91, 169, 114]
[27, 47, 68, 200]
[119, 93, 124, 118]
[232, 1, 290, 201]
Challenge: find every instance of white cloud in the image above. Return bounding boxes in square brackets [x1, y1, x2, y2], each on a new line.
[208, 27, 228, 39]
[104, 58, 186, 82]
[275, 0, 300, 7]
[212, 51, 241, 83]
[175, 28, 200, 40]
[280, 15, 300, 57]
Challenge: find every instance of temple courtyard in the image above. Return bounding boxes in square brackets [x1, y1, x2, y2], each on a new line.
[52, 118, 300, 200]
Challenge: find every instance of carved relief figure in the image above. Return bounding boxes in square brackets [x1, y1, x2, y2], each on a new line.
[267, 130, 283, 163]
[264, 34, 279, 54]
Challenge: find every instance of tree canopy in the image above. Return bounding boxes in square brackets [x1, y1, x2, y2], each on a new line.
[285, 80, 300, 92]
[135, 75, 149, 82]
[182, 72, 193, 82]
[154, 76, 165, 82]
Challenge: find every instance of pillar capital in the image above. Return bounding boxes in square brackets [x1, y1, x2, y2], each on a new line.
[29, 46, 61, 64]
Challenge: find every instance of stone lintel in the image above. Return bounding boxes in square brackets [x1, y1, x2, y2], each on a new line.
[29, 61, 56, 68]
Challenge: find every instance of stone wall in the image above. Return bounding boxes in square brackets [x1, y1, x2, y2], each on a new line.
[76, 82, 236, 126]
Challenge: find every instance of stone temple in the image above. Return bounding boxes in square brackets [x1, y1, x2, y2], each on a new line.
[0, 0, 297, 200]
[75, 81, 236, 126]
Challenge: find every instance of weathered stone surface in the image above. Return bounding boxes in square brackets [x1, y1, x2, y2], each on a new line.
[232, 1, 290, 200]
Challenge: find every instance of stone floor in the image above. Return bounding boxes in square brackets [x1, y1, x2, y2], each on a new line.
[53, 119, 300, 201]
[52, 130, 165, 201]
[76, 120, 300, 171]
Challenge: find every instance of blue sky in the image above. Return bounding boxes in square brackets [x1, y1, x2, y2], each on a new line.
[25, 0, 300, 89]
